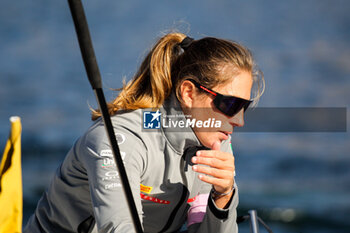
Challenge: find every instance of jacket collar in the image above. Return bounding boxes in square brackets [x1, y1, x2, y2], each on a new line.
[160, 92, 203, 155]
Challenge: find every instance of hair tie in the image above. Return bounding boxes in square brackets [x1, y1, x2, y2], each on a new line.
[179, 36, 194, 50]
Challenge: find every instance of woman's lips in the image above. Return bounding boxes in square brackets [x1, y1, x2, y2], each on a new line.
[221, 131, 232, 135]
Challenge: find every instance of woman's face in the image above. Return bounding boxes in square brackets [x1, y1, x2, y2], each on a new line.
[180, 67, 253, 148]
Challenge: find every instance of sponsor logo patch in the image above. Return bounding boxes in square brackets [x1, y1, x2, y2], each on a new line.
[140, 184, 153, 194]
[187, 196, 197, 203]
[100, 149, 113, 158]
[101, 151, 126, 168]
[115, 133, 126, 145]
[102, 170, 119, 181]
[140, 193, 170, 204]
[102, 158, 115, 168]
[105, 182, 122, 190]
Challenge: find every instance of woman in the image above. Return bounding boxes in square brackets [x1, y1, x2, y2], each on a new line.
[24, 32, 264, 233]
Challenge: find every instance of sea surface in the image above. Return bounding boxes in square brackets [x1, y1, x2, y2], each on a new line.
[0, 0, 349, 232]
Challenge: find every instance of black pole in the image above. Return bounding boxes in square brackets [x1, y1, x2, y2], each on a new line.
[67, 0, 143, 232]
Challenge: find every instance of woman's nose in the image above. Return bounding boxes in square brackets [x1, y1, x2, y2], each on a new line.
[229, 109, 245, 127]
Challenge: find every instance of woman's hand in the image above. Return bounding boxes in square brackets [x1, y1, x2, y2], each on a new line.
[191, 141, 235, 208]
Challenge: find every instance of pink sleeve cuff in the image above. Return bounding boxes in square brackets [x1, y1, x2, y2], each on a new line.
[187, 194, 209, 227]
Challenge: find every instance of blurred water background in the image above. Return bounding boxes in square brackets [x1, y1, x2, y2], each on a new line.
[0, 0, 349, 232]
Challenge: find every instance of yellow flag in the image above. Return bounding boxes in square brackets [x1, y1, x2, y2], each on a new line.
[0, 116, 22, 233]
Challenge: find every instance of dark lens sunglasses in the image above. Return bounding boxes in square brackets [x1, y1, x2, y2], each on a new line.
[187, 79, 252, 117]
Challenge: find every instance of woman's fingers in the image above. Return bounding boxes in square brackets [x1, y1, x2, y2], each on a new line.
[192, 149, 235, 193]
[192, 156, 234, 171]
[196, 149, 234, 161]
[192, 150, 235, 170]
[192, 156, 228, 169]
[192, 165, 232, 179]
[197, 174, 233, 189]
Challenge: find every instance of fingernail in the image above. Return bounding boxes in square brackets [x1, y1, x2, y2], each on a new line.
[196, 151, 201, 156]
[192, 157, 197, 163]
[198, 174, 203, 179]
[193, 165, 197, 171]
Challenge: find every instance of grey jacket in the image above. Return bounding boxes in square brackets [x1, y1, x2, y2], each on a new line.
[24, 92, 239, 233]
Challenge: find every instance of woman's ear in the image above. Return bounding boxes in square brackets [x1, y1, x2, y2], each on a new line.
[180, 79, 196, 108]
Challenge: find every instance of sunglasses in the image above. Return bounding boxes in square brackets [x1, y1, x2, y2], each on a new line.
[187, 79, 252, 117]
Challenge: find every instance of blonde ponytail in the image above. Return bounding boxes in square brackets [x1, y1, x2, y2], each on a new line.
[92, 33, 264, 120]
[92, 33, 186, 120]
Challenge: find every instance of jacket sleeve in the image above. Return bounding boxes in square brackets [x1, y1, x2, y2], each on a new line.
[187, 137, 239, 233]
[79, 122, 147, 233]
